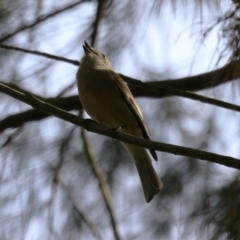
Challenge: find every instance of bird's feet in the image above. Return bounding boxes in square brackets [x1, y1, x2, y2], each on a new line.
[110, 126, 122, 140]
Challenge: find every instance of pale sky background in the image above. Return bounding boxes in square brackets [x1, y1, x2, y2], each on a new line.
[1, 1, 240, 239]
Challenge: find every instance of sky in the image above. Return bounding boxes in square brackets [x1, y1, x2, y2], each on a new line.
[1, 1, 240, 239]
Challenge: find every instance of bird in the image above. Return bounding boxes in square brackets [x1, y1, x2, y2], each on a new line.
[76, 42, 162, 202]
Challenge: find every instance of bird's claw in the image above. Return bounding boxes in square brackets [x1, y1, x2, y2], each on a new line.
[110, 126, 122, 140]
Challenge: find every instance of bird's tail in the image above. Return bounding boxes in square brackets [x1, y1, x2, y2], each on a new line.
[122, 143, 163, 202]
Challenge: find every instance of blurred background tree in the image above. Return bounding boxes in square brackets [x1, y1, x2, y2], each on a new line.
[0, 0, 240, 239]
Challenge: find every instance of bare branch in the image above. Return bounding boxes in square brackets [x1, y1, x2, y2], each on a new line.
[123, 59, 240, 97]
[0, 94, 80, 132]
[59, 180, 103, 240]
[1, 127, 23, 147]
[81, 129, 122, 240]
[0, 0, 89, 43]
[90, 0, 105, 46]
[0, 82, 239, 171]
[0, 44, 79, 65]
[122, 75, 240, 112]
[50, 127, 103, 240]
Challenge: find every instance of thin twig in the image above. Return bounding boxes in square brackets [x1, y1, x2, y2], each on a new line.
[55, 127, 76, 181]
[81, 128, 122, 240]
[0, 82, 239, 171]
[90, 0, 105, 46]
[1, 127, 23, 147]
[0, 44, 79, 65]
[0, 0, 89, 42]
[56, 80, 76, 97]
[50, 127, 103, 240]
[60, 180, 103, 240]
[122, 75, 240, 113]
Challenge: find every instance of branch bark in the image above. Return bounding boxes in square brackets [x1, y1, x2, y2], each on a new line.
[81, 129, 122, 240]
[0, 94, 80, 132]
[90, 0, 105, 46]
[122, 58, 240, 97]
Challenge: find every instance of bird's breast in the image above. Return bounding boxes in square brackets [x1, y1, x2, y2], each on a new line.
[77, 73, 140, 134]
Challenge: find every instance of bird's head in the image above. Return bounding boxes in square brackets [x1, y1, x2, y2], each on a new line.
[80, 42, 113, 70]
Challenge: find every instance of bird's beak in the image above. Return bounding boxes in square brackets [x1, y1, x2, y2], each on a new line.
[83, 41, 92, 54]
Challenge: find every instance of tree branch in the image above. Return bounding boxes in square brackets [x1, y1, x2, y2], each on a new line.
[50, 127, 103, 240]
[0, 94, 80, 132]
[81, 129, 122, 240]
[122, 76, 240, 112]
[0, 44, 79, 65]
[90, 0, 105, 46]
[0, 82, 239, 171]
[122, 58, 240, 97]
[59, 180, 103, 240]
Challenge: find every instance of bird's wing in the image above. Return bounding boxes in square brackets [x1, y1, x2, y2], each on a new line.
[109, 70, 158, 161]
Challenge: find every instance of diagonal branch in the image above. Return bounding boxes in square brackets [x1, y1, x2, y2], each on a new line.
[0, 44, 79, 65]
[122, 76, 240, 112]
[0, 82, 239, 171]
[81, 128, 122, 240]
[121, 58, 240, 97]
[59, 180, 103, 240]
[0, 94, 80, 132]
[0, 0, 89, 42]
[50, 127, 103, 240]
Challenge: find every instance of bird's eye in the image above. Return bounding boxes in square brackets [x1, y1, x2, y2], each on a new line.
[102, 54, 106, 59]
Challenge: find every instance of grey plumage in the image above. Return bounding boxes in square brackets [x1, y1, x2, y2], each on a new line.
[77, 42, 162, 202]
